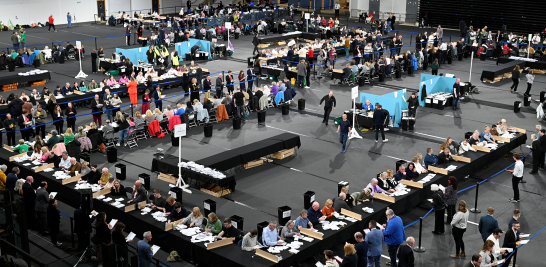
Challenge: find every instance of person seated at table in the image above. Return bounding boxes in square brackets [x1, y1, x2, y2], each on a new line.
[241, 229, 262, 251]
[63, 128, 75, 145]
[459, 139, 477, 154]
[378, 172, 397, 192]
[322, 199, 335, 219]
[66, 158, 81, 176]
[294, 209, 314, 230]
[127, 187, 148, 204]
[392, 165, 407, 181]
[167, 202, 187, 224]
[480, 126, 497, 144]
[110, 179, 125, 196]
[439, 137, 458, 154]
[101, 120, 114, 139]
[118, 74, 129, 85]
[281, 220, 301, 239]
[468, 131, 481, 146]
[53, 86, 63, 96]
[181, 207, 204, 228]
[77, 81, 88, 92]
[364, 178, 391, 196]
[61, 83, 73, 95]
[107, 76, 117, 86]
[205, 212, 223, 234]
[87, 122, 99, 137]
[192, 99, 203, 113]
[218, 218, 241, 243]
[497, 119, 515, 134]
[356, 188, 373, 204]
[103, 176, 115, 189]
[149, 189, 166, 210]
[163, 196, 176, 214]
[333, 192, 351, 212]
[152, 108, 163, 122]
[437, 148, 452, 164]
[424, 148, 439, 168]
[81, 164, 100, 184]
[262, 220, 283, 246]
[340, 186, 355, 208]
[71, 82, 80, 92]
[363, 99, 374, 112]
[12, 138, 29, 153]
[406, 162, 419, 180]
[341, 64, 352, 82]
[99, 167, 113, 186]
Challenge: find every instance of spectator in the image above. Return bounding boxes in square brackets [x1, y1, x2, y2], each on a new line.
[450, 200, 469, 259]
[0, 165, 7, 191]
[324, 250, 340, 267]
[444, 176, 458, 223]
[137, 231, 153, 267]
[35, 181, 49, 235]
[354, 232, 368, 267]
[6, 167, 19, 193]
[47, 199, 61, 246]
[74, 206, 95, 251]
[397, 237, 415, 267]
[341, 244, 358, 267]
[430, 184, 446, 235]
[365, 220, 383, 267]
[479, 207, 499, 242]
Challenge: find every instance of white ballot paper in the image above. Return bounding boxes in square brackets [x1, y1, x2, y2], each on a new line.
[126, 232, 136, 241]
[151, 245, 160, 255]
[109, 219, 118, 229]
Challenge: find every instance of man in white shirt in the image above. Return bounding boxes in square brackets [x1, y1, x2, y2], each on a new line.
[507, 153, 523, 202]
[334, 2, 340, 18]
[271, 48, 278, 56]
[486, 228, 508, 261]
[261, 20, 268, 35]
[59, 151, 72, 169]
[532, 33, 540, 49]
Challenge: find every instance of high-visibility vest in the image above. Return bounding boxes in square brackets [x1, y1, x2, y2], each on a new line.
[172, 55, 179, 66]
[161, 48, 169, 57]
[154, 47, 161, 58]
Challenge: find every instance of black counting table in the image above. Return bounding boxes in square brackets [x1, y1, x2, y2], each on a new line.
[0, 131, 526, 267]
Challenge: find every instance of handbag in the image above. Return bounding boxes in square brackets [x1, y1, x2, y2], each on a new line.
[99, 143, 106, 153]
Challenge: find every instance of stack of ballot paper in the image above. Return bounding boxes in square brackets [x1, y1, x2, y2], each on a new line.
[151, 245, 160, 255]
[345, 217, 357, 222]
[301, 236, 314, 242]
[53, 171, 71, 180]
[446, 165, 457, 171]
[126, 232, 136, 241]
[333, 212, 346, 220]
[362, 207, 374, 213]
[322, 221, 347, 230]
[102, 197, 113, 202]
[418, 174, 436, 183]
[111, 202, 125, 208]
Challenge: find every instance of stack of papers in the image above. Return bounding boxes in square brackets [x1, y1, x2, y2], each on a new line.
[445, 165, 457, 171]
[345, 217, 358, 223]
[151, 245, 160, 255]
[152, 211, 167, 222]
[102, 197, 113, 202]
[362, 207, 374, 213]
[520, 240, 529, 244]
[126, 232, 136, 241]
[53, 171, 71, 180]
[301, 236, 314, 242]
[418, 174, 436, 183]
[322, 221, 347, 230]
[43, 168, 54, 172]
[182, 227, 202, 237]
[111, 202, 125, 208]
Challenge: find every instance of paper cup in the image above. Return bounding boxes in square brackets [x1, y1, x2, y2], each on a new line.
[75, 171, 79, 176]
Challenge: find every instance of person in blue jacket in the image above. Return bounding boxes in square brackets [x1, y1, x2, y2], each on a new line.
[365, 220, 384, 267]
[382, 209, 406, 267]
[153, 85, 163, 111]
[67, 12, 72, 28]
[424, 148, 439, 168]
[137, 231, 153, 267]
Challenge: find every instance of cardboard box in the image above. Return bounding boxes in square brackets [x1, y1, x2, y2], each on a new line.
[200, 184, 231, 197]
[270, 148, 295, 160]
[242, 159, 264, 169]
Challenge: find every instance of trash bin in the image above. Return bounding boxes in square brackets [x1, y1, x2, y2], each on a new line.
[277, 206, 291, 226]
[524, 96, 531, 106]
[408, 118, 415, 131]
[230, 215, 244, 230]
[401, 118, 408, 131]
[170, 187, 183, 203]
[107, 147, 117, 163]
[233, 117, 241, 129]
[203, 199, 216, 217]
[396, 160, 408, 171]
[138, 173, 150, 190]
[298, 99, 306, 110]
[257, 221, 269, 243]
[115, 164, 126, 180]
[204, 123, 213, 137]
[514, 101, 521, 113]
[303, 191, 315, 210]
[282, 104, 290, 115]
[258, 110, 266, 123]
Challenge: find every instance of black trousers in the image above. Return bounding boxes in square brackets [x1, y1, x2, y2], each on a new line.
[76, 232, 90, 251]
[67, 119, 76, 132]
[525, 82, 532, 96]
[446, 204, 456, 224]
[432, 69, 438, 75]
[434, 208, 445, 233]
[408, 107, 416, 117]
[335, 9, 340, 18]
[216, 88, 223, 98]
[452, 226, 466, 255]
[50, 224, 59, 244]
[55, 121, 64, 134]
[253, 45, 259, 55]
[126, 35, 131, 45]
[532, 153, 539, 172]
[512, 175, 521, 200]
[375, 124, 385, 140]
[511, 78, 519, 91]
[6, 133, 15, 146]
[323, 107, 332, 123]
[37, 212, 47, 233]
[48, 24, 56, 31]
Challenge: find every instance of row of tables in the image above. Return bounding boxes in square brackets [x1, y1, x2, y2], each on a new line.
[481, 57, 546, 81]
[0, 72, 51, 87]
[1, 128, 526, 267]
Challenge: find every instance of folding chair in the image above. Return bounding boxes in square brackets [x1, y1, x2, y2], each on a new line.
[103, 130, 116, 148]
[187, 111, 198, 128]
[67, 48, 76, 60]
[125, 126, 139, 149]
[208, 108, 218, 123]
[134, 122, 149, 140]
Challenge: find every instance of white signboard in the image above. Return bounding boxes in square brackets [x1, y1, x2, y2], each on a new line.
[76, 41, 82, 50]
[305, 13, 310, 19]
[225, 22, 231, 29]
[351, 86, 358, 99]
[174, 124, 187, 138]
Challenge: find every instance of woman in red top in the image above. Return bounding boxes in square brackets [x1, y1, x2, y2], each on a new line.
[321, 199, 335, 219]
[48, 15, 56, 32]
[328, 18, 334, 28]
[141, 90, 151, 114]
[127, 77, 138, 108]
[321, 18, 327, 27]
[503, 45, 512, 55]
[307, 48, 314, 64]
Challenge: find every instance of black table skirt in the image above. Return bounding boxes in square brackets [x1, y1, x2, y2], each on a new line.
[0, 132, 526, 267]
[496, 57, 546, 70]
[151, 154, 236, 191]
[356, 114, 374, 129]
[481, 60, 527, 81]
[0, 72, 51, 86]
[195, 133, 301, 171]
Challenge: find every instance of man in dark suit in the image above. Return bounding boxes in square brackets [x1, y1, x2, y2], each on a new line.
[539, 129, 546, 169]
[437, 148, 453, 164]
[252, 34, 259, 55]
[503, 221, 521, 249]
[6, 167, 19, 194]
[35, 181, 49, 235]
[479, 207, 499, 242]
[459, 20, 466, 38]
[17, 109, 33, 141]
[247, 68, 255, 90]
[22, 176, 36, 229]
[91, 94, 104, 127]
[354, 232, 368, 267]
[530, 133, 540, 174]
[465, 254, 482, 267]
[397, 237, 415, 267]
[159, 27, 165, 45]
[153, 85, 163, 111]
[74, 207, 95, 251]
[373, 104, 388, 142]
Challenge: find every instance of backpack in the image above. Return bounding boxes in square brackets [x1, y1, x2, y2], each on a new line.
[469, 85, 480, 94]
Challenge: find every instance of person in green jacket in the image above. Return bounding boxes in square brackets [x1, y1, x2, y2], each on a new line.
[20, 31, 26, 48]
[431, 58, 440, 75]
[46, 130, 60, 148]
[13, 139, 29, 153]
[204, 212, 222, 234]
[10, 32, 18, 49]
[63, 128, 75, 145]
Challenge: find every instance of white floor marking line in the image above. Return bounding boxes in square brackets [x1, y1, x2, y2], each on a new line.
[57, 30, 96, 37]
[414, 132, 446, 140]
[25, 35, 51, 40]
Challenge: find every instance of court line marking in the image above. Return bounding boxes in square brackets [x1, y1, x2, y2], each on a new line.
[57, 30, 96, 37]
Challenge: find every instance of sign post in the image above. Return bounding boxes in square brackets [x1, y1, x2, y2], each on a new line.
[305, 13, 310, 33]
[349, 86, 362, 140]
[174, 124, 191, 194]
[225, 22, 231, 54]
[75, 41, 87, 79]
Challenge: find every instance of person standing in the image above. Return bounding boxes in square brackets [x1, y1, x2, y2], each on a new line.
[47, 199, 62, 246]
[510, 65, 520, 93]
[74, 207, 95, 251]
[247, 68, 255, 91]
[430, 184, 445, 234]
[337, 114, 351, 153]
[507, 153, 524, 202]
[126, 27, 131, 46]
[11, 32, 19, 50]
[381, 209, 406, 267]
[233, 88, 246, 119]
[334, 1, 340, 19]
[524, 70, 535, 96]
[402, 92, 419, 117]
[128, 77, 138, 108]
[22, 176, 36, 229]
[539, 129, 546, 170]
[479, 207, 499, 242]
[319, 91, 336, 126]
[354, 232, 368, 267]
[509, 209, 521, 230]
[297, 60, 306, 89]
[215, 74, 224, 98]
[137, 231, 153, 267]
[452, 78, 461, 110]
[373, 104, 388, 143]
[365, 220, 383, 267]
[391, 14, 396, 30]
[48, 14, 56, 32]
[444, 176, 458, 223]
[91, 49, 98, 73]
[153, 85, 163, 111]
[35, 182, 49, 235]
[529, 134, 540, 174]
[252, 34, 259, 55]
[397, 237, 415, 267]
[450, 200, 469, 259]
[67, 12, 72, 28]
[20, 31, 26, 48]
